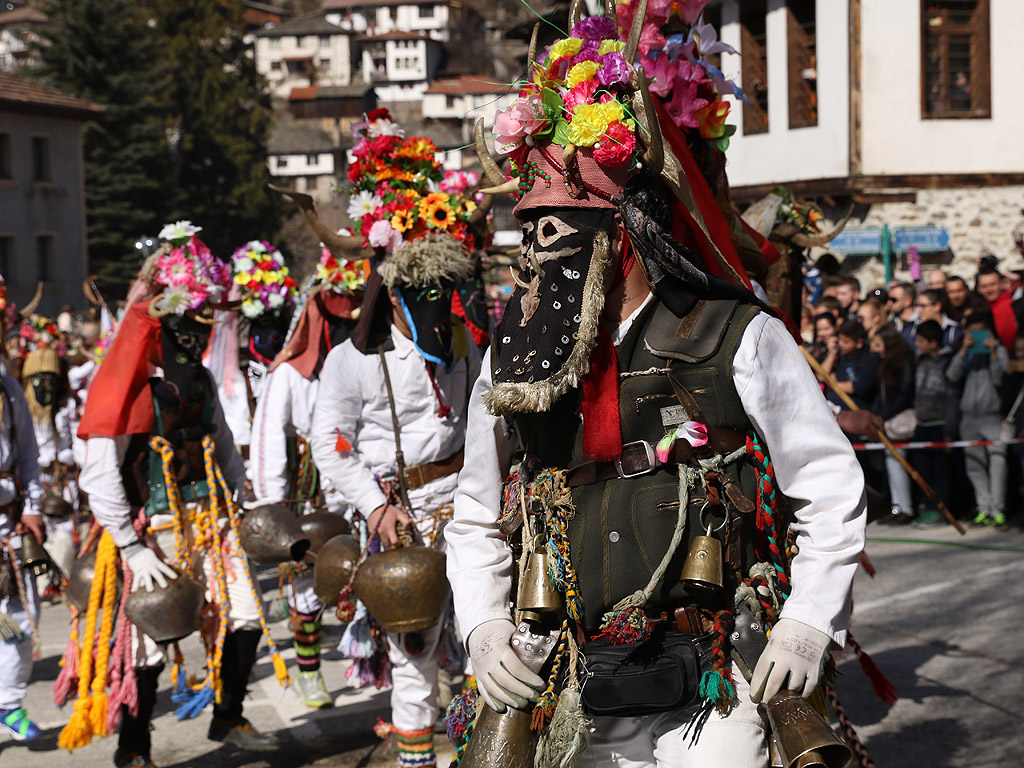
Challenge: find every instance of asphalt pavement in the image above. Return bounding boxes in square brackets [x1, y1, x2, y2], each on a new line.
[2, 519, 1022, 767]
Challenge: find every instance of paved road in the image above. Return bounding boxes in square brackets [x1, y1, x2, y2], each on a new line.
[2, 520, 1022, 767]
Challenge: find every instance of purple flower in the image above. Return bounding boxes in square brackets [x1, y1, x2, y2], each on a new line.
[570, 16, 618, 41]
[598, 52, 631, 87]
[570, 40, 601, 66]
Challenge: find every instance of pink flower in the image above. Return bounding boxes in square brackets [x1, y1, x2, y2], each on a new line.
[158, 250, 194, 286]
[493, 96, 547, 153]
[593, 121, 636, 167]
[665, 69, 710, 129]
[642, 55, 676, 98]
[563, 80, 598, 115]
[677, 0, 713, 24]
[368, 219, 403, 254]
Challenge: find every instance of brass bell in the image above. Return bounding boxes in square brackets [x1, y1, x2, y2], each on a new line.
[124, 575, 205, 644]
[312, 533, 359, 604]
[66, 549, 124, 612]
[458, 704, 536, 768]
[516, 536, 562, 617]
[764, 690, 853, 768]
[237, 502, 311, 564]
[19, 531, 51, 577]
[680, 523, 723, 593]
[352, 545, 449, 633]
[299, 509, 349, 557]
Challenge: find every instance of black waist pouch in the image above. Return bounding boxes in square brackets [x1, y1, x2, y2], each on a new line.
[579, 631, 713, 717]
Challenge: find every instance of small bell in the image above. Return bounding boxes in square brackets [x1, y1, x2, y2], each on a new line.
[19, 531, 52, 577]
[680, 523, 723, 593]
[516, 536, 563, 617]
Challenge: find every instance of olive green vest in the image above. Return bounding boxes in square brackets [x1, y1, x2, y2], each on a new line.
[507, 298, 764, 632]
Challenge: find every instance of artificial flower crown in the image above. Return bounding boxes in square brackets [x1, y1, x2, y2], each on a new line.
[345, 108, 483, 254]
[316, 245, 369, 296]
[18, 315, 63, 356]
[148, 221, 231, 316]
[230, 240, 298, 320]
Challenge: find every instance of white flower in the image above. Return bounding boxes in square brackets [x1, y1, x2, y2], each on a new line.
[233, 256, 254, 274]
[241, 299, 265, 319]
[155, 284, 191, 315]
[347, 190, 383, 221]
[158, 220, 202, 244]
[366, 118, 405, 139]
[426, 179, 441, 194]
[267, 292, 285, 309]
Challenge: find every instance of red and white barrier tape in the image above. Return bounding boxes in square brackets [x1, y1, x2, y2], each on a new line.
[852, 438, 1024, 451]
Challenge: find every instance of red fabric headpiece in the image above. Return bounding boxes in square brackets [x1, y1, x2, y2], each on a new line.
[270, 289, 360, 379]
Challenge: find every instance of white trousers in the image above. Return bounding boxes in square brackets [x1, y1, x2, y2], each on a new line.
[579, 665, 769, 768]
[0, 560, 39, 710]
[287, 571, 322, 616]
[135, 505, 263, 668]
[387, 618, 444, 732]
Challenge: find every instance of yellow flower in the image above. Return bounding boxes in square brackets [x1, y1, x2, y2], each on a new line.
[566, 61, 601, 89]
[391, 209, 416, 233]
[598, 40, 625, 55]
[422, 197, 455, 229]
[549, 37, 583, 60]
[234, 272, 252, 285]
[251, 269, 264, 282]
[568, 101, 625, 146]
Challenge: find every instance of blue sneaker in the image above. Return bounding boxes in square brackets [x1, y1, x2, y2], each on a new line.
[0, 707, 42, 741]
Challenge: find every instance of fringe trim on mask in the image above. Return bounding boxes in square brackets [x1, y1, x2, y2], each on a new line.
[484, 231, 610, 415]
[377, 233, 474, 289]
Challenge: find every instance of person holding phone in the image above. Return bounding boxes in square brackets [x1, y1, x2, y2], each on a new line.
[947, 308, 1009, 527]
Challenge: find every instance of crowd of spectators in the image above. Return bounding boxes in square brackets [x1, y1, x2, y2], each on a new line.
[801, 258, 1024, 531]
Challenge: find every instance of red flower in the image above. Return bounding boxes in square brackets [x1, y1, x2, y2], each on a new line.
[283, 276, 297, 289]
[368, 107, 391, 122]
[259, 259, 275, 271]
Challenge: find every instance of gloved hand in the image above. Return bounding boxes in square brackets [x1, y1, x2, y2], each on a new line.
[126, 546, 179, 593]
[750, 617, 831, 703]
[467, 618, 545, 713]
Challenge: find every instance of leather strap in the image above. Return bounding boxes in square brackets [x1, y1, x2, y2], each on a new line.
[404, 450, 465, 491]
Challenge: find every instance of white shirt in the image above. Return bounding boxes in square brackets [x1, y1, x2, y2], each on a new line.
[79, 376, 248, 549]
[445, 307, 867, 647]
[0, 375, 43, 536]
[34, 398, 76, 470]
[310, 323, 481, 521]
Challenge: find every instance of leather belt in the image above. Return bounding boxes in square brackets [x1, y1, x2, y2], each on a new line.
[565, 428, 746, 488]
[404, 450, 465, 491]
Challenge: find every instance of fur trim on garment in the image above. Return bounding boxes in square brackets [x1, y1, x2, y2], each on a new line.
[22, 348, 60, 377]
[377, 233, 473, 289]
[483, 231, 610, 415]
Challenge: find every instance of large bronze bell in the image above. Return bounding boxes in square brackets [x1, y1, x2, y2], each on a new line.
[66, 549, 123, 612]
[352, 545, 449, 633]
[299, 509, 350, 555]
[237, 502, 310, 564]
[313, 533, 359, 604]
[124, 575, 205, 644]
[680, 523, 723, 594]
[516, 536, 562, 619]
[764, 690, 853, 768]
[19, 531, 52, 577]
[458, 703, 535, 768]
[41, 495, 74, 519]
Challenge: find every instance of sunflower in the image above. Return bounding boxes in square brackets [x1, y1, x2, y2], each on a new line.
[391, 207, 417, 233]
[422, 196, 455, 230]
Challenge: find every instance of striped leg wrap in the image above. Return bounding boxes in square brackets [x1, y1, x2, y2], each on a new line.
[293, 613, 322, 673]
[394, 725, 435, 768]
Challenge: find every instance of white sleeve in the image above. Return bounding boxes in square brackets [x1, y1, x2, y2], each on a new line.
[210, 391, 247, 491]
[445, 348, 518, 640]
[733, 314, 867, 647]
[79, 435, 137, 547]
[310, 344, 387, 517]
[8, 381, 42, 516]
[55, 399, 77, 466]
[249, 366, 293, 501]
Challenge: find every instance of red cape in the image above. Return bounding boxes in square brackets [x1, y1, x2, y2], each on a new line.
[270, 289, 361, 379]
[77, 301, 161, 440]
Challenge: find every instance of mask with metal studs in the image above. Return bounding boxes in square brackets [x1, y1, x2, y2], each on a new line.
[394, 281, 458, 370]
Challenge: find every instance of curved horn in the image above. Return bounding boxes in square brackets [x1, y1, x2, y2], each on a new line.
[623, 0, 650, 66]
[509, 266, 530, 290]
[562, 143, 577, 169]
[528, 22, 540, 67]
[789, 205, 855, 248]
[474, 118, 506, 187]
[480, 178, 521, 196]
[568, 0, 585, 31]
[269, 184, 374, 261]
[18, 282, 43, 318]
[606, 0, 617, 22]
[147, 298, 173, 320]
[82, 277, 101, 306]
[631, 69, 664, 173]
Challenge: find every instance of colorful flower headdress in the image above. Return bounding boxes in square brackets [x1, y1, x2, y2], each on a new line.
[621, 0, 744, 151]
[146, 221, 231, 317]
[18, 315, 64, 356]
[316, 243, 370, 296]
[345, 108, 489, 255]
[230, 241, 298, 320]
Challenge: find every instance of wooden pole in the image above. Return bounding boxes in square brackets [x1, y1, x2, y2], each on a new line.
[801, 346, 966, 535]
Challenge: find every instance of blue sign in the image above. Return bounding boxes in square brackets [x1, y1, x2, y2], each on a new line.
[830, 227, 883, 255]
[893, 227, 950, 253]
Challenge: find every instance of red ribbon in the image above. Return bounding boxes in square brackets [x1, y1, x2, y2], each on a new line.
[581, 323, 622, 461]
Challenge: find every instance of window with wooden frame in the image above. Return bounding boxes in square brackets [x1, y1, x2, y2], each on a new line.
[922, 0, 990, 118]
[740, 0, 768, 135]
[787, 0, 817, 128]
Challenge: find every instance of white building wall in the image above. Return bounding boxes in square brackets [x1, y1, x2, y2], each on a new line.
[268, 152, 335, 178]
[255, 32, 352, 99]
[386, 39, 427, 81]
[860, 0, 1024, 176]
[719, 0, 850, 188]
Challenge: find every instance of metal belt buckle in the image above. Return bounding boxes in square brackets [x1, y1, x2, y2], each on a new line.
[615, 440, 656, 479]
[404, 465, 425, 490]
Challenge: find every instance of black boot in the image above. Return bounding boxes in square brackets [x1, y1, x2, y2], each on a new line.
[207, 629, 277, 751]
[114, 664, 162, 768]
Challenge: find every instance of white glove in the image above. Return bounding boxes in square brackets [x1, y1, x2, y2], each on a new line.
[467, 618, 545, 713]
[126, 546, 179, 593]
[750, 617, 831, 703]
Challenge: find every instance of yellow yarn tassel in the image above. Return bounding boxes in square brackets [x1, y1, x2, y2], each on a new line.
[273, 652, 290, 687]
[87, 539, 119, 739]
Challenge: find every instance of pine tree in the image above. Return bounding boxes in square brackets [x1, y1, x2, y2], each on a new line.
[150, 0, 282, 258]
[31, 0, 175, 296]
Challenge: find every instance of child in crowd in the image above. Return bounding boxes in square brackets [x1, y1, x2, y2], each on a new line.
[827, 320, 879, 411]
[947, 308, 1009, 528]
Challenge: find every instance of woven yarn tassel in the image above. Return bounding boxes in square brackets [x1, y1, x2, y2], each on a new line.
[534, 689, 591, 768]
